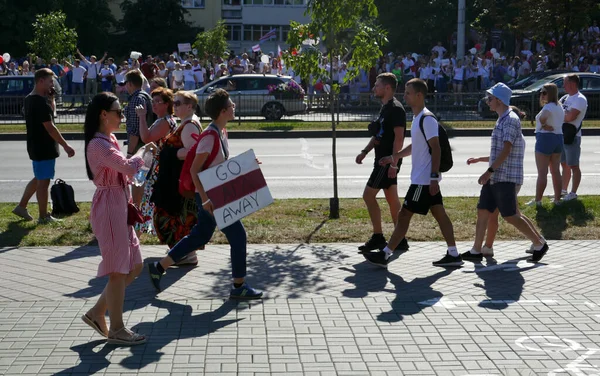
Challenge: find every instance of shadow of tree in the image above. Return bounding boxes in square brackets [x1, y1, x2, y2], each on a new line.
[0, 221, 33, 248]
[463, 256, 541, 310]
[535, 200, 595, 240]
[48, 239, 98, 263]
[341, 262, 455, 322]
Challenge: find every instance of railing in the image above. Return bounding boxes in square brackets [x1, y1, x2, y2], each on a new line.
[0, 92, 598, 124]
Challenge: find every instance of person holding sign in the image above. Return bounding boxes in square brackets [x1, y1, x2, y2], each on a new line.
[148, 89, 263, 300]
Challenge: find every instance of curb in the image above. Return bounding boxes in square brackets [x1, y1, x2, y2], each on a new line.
[1, 128, 599, 141]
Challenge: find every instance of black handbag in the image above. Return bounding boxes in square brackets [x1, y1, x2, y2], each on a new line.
[562, 122, 582, 145]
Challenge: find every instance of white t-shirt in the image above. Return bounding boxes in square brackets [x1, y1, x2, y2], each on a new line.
[115, 70, 126, 84]
[560, 92, 588, 137]
[100, 67, 113, 82]
[71, 66, 87, 83]
[411, 108, 441, 185]
[535, 102, 564, 134]
[432, 46, 446, 58]
[453, 67, 464, 81]
[183, 69, 196, 83]
[172, 70, 184, 83]
[419, 66, 430, 80]
[192, 66, 206, 83]
[195, 127, 228, 169]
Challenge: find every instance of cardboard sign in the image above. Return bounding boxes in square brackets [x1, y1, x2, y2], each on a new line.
[199, 149, 273, 229]
[178, 43, 192, 53]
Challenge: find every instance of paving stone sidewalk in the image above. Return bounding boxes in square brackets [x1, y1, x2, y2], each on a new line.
[0, 240, 599, 375]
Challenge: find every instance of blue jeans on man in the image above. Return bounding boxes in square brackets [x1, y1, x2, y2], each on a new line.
[71, 82, 85, 105]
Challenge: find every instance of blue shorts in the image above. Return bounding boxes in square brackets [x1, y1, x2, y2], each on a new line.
[561, 136, 581, 166]
[32, 159, 56, 180]
[477, 182, 518, 218]
[535, 132, 563, 155]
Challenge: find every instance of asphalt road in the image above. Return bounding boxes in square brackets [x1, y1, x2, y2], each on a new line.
[1, 136, 599, 203]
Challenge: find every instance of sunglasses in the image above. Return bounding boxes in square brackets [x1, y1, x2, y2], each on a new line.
[174, 100, 188, 107]
[152, 100, 164, 105]
[109, 109, 123, 117]
[540, 91, 547, 95]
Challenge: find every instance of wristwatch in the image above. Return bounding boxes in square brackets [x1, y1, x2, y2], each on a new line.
[430, 172, 439, 179]
[361, 149, 369, 154]
[487, 167, 495, 173]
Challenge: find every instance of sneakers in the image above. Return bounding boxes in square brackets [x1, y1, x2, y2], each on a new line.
[12, 206, 33, 221]
[481, 246, 494, 257]
[363, 250, 390, 268]
[358, 233, 386, 253]
[461, 249, 483, 262]
[562, 192, 578, 202]
[527, 243, 549, 263]
[432, 253, 464, 267]
[395, 238, 410, 251]
[173, 252, 198, 266]
[147, 262, 163, 292]
[525, 200, 542, 207]
[230, 283, 263, 300]
[38, 215, 62, 224]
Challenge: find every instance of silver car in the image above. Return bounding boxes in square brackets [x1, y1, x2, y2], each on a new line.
[193, 74, 307, 120]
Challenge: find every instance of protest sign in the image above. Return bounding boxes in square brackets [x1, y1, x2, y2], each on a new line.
[199, 149, 273, 229]
[178, 43, 192, 53]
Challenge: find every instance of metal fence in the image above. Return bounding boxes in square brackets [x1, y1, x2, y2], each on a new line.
[0, 92, 598, 124]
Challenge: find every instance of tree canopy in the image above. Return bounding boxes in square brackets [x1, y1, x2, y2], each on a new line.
[26, 11, 78, 62]
[193, 20, 229, 59]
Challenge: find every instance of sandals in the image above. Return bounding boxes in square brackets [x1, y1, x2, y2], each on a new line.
[107, 327, 147, 346]
[81, 314, 107, 338]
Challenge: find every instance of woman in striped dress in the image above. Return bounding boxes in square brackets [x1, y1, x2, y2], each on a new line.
[82, 92, 147, 345]
[134, 87, 177, 235]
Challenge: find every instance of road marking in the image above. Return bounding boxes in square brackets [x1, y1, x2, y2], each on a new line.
[418, 297, 557, 309]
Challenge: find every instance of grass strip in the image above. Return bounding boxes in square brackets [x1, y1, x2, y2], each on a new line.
[1, 197, 598, 247]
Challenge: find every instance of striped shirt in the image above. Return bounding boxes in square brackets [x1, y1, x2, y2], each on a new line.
[490, 109, 525, 185]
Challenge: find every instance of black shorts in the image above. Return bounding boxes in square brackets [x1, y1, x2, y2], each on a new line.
[403, 184, 444, 215]
[477, 182, 518, 217]
[366, 165, 397, 190]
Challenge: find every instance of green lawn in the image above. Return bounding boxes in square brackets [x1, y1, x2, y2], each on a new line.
[1, 197, 598, 247]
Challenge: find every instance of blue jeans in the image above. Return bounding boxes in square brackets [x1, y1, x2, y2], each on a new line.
[72, 82, 85, 104]
[168, 193, 247, 279]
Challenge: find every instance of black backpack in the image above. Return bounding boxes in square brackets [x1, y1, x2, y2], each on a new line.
[51, 179, 80, 216]
[418, 112, 453, 173]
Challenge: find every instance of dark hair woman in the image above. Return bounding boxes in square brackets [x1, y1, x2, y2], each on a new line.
[82, 92, 147, 345]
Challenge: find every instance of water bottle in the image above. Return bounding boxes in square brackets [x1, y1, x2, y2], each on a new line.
[132, 147, 154, 187]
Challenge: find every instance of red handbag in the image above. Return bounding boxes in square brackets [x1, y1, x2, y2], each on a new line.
[127, 203, 144, 225]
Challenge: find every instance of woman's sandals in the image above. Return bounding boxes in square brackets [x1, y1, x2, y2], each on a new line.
[107, 327, 147, 346]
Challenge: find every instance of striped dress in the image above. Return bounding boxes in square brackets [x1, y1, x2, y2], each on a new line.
[87, 133, 145, 277]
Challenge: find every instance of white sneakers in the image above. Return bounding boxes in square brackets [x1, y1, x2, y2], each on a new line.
[562, 192, 578, 202]
[525, 200, 542, 207]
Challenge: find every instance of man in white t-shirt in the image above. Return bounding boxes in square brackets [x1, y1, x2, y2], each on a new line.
[192, 59, 206, 88]
[99, 63, 114, 92]
[77, 49, 107, 103]
[363, 78, 462, 268]
[431, 42, 447, 59]
[64, 59, 87, 106]
[560, 74, 588, 201]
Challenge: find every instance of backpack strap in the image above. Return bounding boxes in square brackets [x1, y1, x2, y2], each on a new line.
[418, 111, 437, 153]
[196, 129, 221, 171]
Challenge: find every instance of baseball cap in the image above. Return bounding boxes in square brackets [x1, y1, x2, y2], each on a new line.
[486, 83, 512, 106]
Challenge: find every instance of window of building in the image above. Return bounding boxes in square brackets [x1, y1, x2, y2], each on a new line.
[225, 24, 242, 41]
[243, 0, 305, 5]
[182, 0, 205, 8]
[241, 25, 289, 41]
[222, 9, 242, 18]
[223, 0, 241, 5]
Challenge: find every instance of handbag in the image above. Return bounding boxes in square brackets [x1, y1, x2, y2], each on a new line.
[562, 122, 582, 145]
[127, 203, 144, 225]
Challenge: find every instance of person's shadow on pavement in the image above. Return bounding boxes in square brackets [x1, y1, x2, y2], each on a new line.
[54, 340, 113, 375]
[463, 256, 540, 310]
[341, 262, 455, 322]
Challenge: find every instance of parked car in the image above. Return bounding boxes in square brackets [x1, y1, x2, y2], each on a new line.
[0, 76, 35, 116]
[508, 70, 571, 90]
[193, 74, 307, 120]
[478, 72, 600, 119]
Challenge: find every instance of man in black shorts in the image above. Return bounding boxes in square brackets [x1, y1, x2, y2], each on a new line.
[363, 78, 462, 268]
[355, 73, 408, 253]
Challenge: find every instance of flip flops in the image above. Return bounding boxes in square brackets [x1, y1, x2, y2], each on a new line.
[81, 314, 107, 338]
[107, 327, 147, 346]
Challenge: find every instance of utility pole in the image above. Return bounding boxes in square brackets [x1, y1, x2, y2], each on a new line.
[457, 0, 466, 60]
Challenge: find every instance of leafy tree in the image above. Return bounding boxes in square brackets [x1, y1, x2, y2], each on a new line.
[62, 0, 116, 54]
[26, 11, 78, 62]
[283, 0, 387, 218]
[120, 0, 199, 57]
[193, 20, 228, 59]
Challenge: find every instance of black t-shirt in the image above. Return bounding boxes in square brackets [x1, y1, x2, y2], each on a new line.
[24, 94, 58, 161]
[373, 98, 406, 167]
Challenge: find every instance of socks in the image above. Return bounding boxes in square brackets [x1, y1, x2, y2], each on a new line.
[382, 246, 393, 260]
[155, 262, 165, 274]
[533, 237, 547, 251]
[447, 246, 459, 257]
[233, 282, 243, 288]
[469, 248, 481, 255]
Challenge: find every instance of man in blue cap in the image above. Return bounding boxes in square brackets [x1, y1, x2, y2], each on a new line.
[462, 83, 548, 263]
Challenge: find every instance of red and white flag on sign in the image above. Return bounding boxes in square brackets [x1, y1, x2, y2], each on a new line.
[252, 44, 261, 52]
[199, 149, 273, 229]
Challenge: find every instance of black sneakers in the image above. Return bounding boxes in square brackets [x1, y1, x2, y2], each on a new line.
[460, 250, 483, 262]
[147, 262, 163, 292]
[527, 243, 549, 263]
[362, 250, 390, 268]
[432, 253, 464, 267]
[395, 238, 410, 251]
[358, 233, 386, 253]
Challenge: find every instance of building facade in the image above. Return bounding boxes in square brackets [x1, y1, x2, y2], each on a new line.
[110, 0, 309, 56]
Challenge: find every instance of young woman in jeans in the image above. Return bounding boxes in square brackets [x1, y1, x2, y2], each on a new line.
[148, 88, 263, 300]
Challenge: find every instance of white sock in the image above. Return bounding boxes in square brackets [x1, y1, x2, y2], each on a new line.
[382, 246, 393, 260]
[447, 246, 459, 257]
[533, 243, 546, 251]
[469, 247, 481, 255]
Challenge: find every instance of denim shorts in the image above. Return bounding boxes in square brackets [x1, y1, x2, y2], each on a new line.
[561, 136, 581, 166]
[535, 132, 563, 155]
[32, 159, 56, 180]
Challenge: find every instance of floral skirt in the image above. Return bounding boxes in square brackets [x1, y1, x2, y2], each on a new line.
[153, 197, 198, 248]
[136, 164, 159, 235]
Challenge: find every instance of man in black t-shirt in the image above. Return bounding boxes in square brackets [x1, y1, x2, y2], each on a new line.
[355, 73, 409, 253]
[12, 68, 75, 224]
